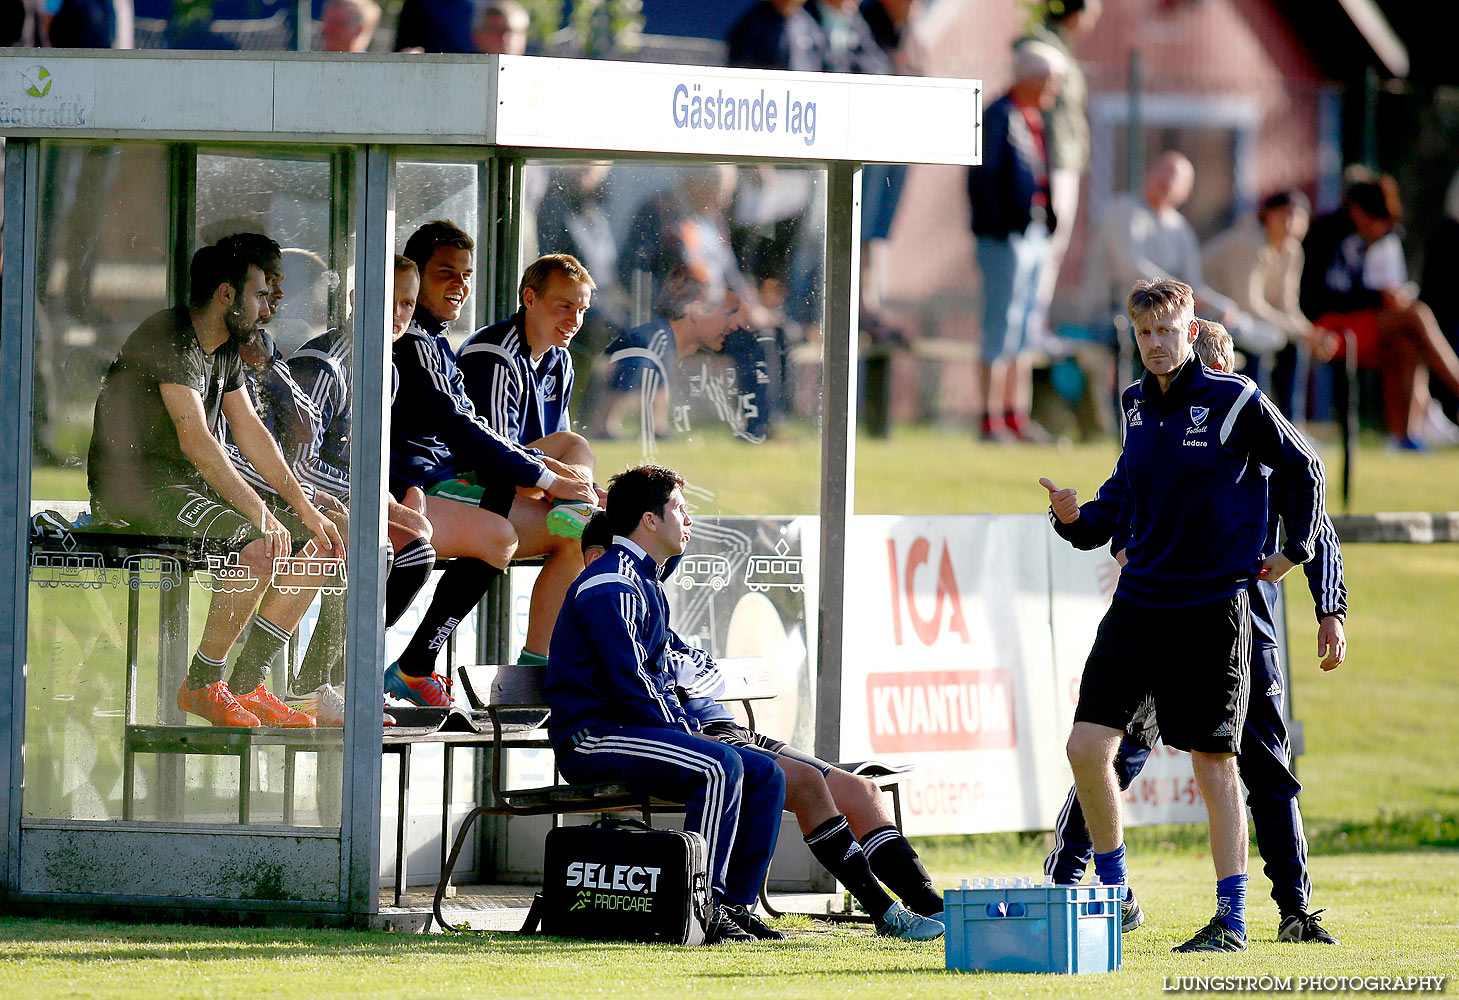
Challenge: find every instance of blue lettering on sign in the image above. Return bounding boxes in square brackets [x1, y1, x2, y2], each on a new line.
[671, 82, 814, 147]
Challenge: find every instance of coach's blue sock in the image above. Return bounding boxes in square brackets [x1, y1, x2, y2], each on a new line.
[1092, 845, 1128, 896]
[1215, 874, 1248, 938]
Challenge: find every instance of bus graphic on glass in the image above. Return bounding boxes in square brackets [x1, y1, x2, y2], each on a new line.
[272, 555, 347, 595]
[200, 552, 259, 593]
[30, 548, 106, 589]
[122, 553, 183, 592]
[744, 539, 803, 594]
[673, 554, 732, 592]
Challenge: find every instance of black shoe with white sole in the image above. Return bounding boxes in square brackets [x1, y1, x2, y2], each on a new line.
[1278, 908, 1338, 944]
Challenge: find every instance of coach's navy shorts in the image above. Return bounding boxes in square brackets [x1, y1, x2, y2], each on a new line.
[1073, 592, 1251, 754]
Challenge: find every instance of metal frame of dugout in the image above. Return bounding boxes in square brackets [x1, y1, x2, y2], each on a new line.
[0, 50, 981, 926]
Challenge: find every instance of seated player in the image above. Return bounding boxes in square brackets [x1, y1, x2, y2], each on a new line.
[601, 266, 747, 445]
[288, 254, 441, 721]
[579, 513, 942, 940]
[457, 253, 602, 664]
[1044, 319, 1347, 944]
[389, 220, 595, 706]
[87, 242, 344, 728]
[548, 467, 785, 944]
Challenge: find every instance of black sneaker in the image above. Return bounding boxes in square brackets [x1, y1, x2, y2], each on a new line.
[1173, 917, 1248, 953]
[1278, 908, 1339, 944]
[1121, 885, 1145, 933]
[722, 902, 786, 940]
[704, 904, 755, 944]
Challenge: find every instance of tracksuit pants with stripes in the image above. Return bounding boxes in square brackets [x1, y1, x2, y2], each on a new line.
[1045, 644, 1311, 914]
[560, 725, 787, 906]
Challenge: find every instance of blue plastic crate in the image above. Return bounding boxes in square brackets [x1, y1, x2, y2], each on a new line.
[943, 883, 1122, 974]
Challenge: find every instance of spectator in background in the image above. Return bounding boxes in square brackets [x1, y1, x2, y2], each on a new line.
[1075, 151, 1244, 435]
[473, 0, 528, 55]
[393, 0, 474, 53]
[1017, 0, 1101, 345]
[1420, 169, 1459, 424]
[318, 0, 381, 52]
[1300, 172, 1459, 450]
[3, 0, 44, 46]
[1203, 190, 1335, 398]
[726, 0, 827, 72]
[860, 0, 925, 75]
[806, 0, 890, 75]
[967, 41, 1064, 442]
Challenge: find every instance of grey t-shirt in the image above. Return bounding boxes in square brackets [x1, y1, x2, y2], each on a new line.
[88, 305, 245, 513]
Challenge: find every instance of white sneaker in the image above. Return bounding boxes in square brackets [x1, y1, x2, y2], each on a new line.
[313, 683, 346, 726]
[875, 901, 944, 941]
[1421, 401, 1459, 447]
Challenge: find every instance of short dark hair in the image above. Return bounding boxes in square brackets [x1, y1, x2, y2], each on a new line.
[214, 231, 282, 273]
[402, 219, 474, 273]
[655, 265, 709, 320]
[1344, 173, 1401, 222]
[188, 244, 254, 309]
[1258, 189, 1310, 222]
[519, 252, 596, 305]
[580, 510, 614, 555]
[605, 465, 685, 537]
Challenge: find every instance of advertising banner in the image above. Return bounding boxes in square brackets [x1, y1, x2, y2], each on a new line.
[843, 515, 1205, 836]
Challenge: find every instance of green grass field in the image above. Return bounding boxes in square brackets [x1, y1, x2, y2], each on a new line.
[6, 430, 1456, 997]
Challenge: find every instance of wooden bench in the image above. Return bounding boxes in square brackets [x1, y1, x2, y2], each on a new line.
[429, 658, 913, 930]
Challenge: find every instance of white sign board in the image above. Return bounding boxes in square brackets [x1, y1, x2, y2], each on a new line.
[493, 56, 981, 165]
[840, 515, 1205, 837]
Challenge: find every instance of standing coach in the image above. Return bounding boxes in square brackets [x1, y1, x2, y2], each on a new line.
[1040, 278, 1325, 953]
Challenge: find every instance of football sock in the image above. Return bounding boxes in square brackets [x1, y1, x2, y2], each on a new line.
[1092, 844, 1129, 892]
[395, 558, 500, 677]
[228, 615, 293, 694]
[517, 648, 549, 666]
[862, 825, 943, 916]
[1215, 873, 1248, 937]
[385, 536, 436, 629]
[804, 816, 895, 920]
[185, 650, 228, 690]
[295, 589, 347, 692]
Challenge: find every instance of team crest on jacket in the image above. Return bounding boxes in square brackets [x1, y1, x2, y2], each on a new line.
[542, 374, 559, 401]
[1190, 405, 1210, 428]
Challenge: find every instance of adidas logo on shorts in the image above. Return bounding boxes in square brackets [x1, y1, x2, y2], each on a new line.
[1212, 721, 1235, 738]
[1266, 680, 1282, 698]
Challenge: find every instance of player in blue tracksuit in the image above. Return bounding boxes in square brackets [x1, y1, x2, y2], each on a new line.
[457, 254, 604, 665]
[386, 222, 596, 709]
[1042, 279, 1325, 954]
[1044, 320, 1346, 944]
[548, 465, 786, 944]
[575, 513, 944, 942]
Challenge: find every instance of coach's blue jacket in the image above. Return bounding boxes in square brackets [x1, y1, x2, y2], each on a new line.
[546, 536, 695, 750]
[388, 310, 551, 498]
[1052, 359, 1325, 608]
[458, 310, 575, 447]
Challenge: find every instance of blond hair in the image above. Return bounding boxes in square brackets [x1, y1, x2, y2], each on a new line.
[1193, 318, 1234, 373]
[1127, 278, 1194, 325]
[519, 253, 597, 305]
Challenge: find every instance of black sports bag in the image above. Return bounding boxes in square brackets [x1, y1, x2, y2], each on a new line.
[535, 817, 711, 945]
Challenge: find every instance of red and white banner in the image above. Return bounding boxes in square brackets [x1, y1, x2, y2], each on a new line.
[841, 515, 1204, 836]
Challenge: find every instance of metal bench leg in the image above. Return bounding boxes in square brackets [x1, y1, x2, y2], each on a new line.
[123, 745, 136, 821]
[283, 746, 297, 826]
[395, 745, 411, 908]
[432, 805, 491, 933]
[239, 748, 251, 825]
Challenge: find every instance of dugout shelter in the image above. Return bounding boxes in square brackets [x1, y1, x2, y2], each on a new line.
[0, 50, 981, 925]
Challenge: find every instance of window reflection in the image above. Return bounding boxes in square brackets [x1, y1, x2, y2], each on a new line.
[527, 160, 825, 519]
[26, 142, 350, 828]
